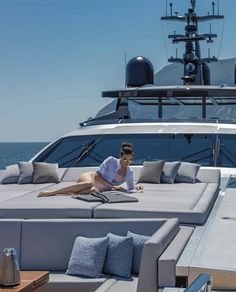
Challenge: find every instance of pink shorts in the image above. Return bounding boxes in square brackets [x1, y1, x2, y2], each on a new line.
[79, 172, 111, 192]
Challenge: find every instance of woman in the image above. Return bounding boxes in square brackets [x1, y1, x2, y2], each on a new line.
[38, 142, 142, 197]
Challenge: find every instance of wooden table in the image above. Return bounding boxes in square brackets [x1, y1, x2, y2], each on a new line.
[0, 271, 49, 292]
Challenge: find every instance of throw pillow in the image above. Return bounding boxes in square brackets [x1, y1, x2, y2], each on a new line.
[103, 233, 133, 278]
[33, 162, 60, 183]
[66, 236, 108, 278]
[1, 164, 20, 184]
[127, 231, 150, 275]
[137, 160, 165, 184]
[161, 161, 181, 184]
[175, 162, 201, 183]
[17, 162, 34, 184]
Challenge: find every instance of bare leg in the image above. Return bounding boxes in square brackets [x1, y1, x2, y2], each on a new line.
[38, 172, 95, 197]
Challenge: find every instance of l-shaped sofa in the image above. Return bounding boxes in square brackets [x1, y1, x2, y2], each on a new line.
[0, 218, 193, 292]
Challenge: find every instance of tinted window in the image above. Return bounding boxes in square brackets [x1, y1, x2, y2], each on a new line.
[34, 134, 214, 167]
[218, 135, 236, 167]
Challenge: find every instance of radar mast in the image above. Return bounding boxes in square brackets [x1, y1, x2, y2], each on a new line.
[161, 0, 224, 85]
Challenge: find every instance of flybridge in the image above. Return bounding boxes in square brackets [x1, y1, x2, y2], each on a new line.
[102, 85, 236, 119]
[100, 1, 232, 120]
[82, 1, 233, 124]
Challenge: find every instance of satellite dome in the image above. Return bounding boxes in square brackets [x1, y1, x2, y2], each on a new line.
[126, 56, 154, 87]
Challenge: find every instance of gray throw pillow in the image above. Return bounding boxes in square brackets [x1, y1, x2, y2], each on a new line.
[103, 233, 133, 278]
[17, 162, 34, 184]
[175, 162, 201, 183]
[127, 231, 150, 275]
[33, 162, 60, 184]
[137, 160, 165, 184]
[1, 164, 20, 184]
[66, 236, 108, 278]
[161, 161, 181, 184]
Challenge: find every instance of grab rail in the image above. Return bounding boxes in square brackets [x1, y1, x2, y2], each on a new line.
[184, 273, 213, 292]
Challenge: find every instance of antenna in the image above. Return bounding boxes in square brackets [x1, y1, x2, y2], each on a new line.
[124, 51, 127, 88]
[217, 0, 220, 15]
[170, 2, 173, 16]
[191, 0, 196, 11]
[212, 2, 215, 15]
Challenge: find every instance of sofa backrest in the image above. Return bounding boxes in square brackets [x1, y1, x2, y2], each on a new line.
[0, 219, 23, 263]
[20, 218, 168, 271]
[61, 167, 97, 182]
[60, 166, 221, 185]
[196, 168, 221, 184]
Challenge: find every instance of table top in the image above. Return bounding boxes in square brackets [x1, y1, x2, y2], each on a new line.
[0, 271, 49, 292]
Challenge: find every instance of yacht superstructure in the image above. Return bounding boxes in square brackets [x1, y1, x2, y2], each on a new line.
[29, 2, 236, 289]
[2, 1, 236, 291]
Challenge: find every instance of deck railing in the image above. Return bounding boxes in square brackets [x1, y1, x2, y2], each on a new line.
[184, 273, 213, 292]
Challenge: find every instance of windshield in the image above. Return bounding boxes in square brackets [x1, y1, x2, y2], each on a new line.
[34, 133, 216, 167]
[128, 101, 236, 122]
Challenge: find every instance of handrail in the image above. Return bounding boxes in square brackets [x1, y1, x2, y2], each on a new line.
[184, 273, 213, 292]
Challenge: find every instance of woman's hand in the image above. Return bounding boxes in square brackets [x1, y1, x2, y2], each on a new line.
[135, 185, 143, 191]
[111, 185, 126, 191]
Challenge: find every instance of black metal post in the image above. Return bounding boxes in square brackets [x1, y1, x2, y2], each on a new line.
[158, 97, 163, 119]
[202, 96, 206, 118]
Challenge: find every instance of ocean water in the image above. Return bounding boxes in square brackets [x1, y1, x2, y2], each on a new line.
[0, 142, 49, 170]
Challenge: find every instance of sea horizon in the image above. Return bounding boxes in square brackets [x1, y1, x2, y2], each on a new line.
[0, 142, 49, 170]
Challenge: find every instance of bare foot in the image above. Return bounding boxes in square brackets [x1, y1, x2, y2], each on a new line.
[38, 190, 55, 197]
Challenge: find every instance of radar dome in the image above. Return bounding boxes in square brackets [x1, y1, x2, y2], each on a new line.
[202, 63, 211, 85]
[126, 56, 154, 87]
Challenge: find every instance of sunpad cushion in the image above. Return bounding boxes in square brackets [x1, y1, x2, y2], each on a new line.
[33, 162, 60, 183]
[1, 164, 20, 184]
[175, 162, 201, 183]
[18, 162, 34, 184]
[137, 160, 165, 184]
[161, 161, 181, 184]
[127, 231, 150, 275]
[66, 236, 108, 278]
[103, 233, 133, 278]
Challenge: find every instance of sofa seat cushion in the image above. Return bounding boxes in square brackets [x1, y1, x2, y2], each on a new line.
[35, 272, 109, 292]
[95, 189, 203, 212]
[0, 182, 102, 219]
[0, 183, 55, 203]
[97, 277, 138, 292]
[0, 183, 54, 192]
[138, 182, 207, 193]
[94, 183, 219, 224]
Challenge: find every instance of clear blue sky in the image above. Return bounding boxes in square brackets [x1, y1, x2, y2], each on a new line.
[0, 0, 235, 141]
